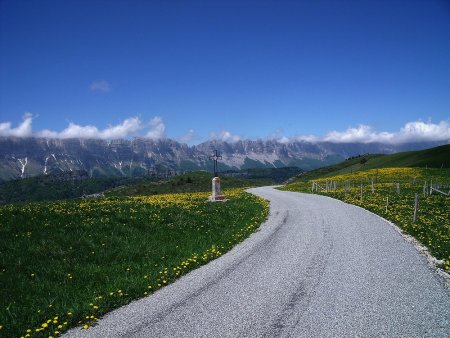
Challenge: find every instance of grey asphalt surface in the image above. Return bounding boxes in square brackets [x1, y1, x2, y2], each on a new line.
[64, 187, 450, 337]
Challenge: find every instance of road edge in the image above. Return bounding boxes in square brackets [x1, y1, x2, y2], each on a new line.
[298, 191, 450, 291]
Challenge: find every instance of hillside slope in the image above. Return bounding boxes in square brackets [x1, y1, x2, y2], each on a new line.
[0, 171, 275, 204]
[105, 172, 274, 197]
[290, 144, 450, 182]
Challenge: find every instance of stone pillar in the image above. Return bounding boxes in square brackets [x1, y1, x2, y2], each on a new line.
[209, 177, 226, 202]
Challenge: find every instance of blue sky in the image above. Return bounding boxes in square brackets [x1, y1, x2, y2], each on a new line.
[1, 0, 449, 144]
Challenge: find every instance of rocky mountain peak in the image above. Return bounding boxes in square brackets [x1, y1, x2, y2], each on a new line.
[0, 136, 444, 181]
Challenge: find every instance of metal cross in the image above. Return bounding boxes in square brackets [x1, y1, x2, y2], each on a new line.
[209, 150, 222, 177]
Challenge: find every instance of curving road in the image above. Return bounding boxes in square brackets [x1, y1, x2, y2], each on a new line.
[64, 187, 450, 337]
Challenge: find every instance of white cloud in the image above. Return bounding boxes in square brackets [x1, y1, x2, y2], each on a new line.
[1, 114, 449, 145]
[322, 124, 383, 143]
[209, 130, 241, 142]
[35, 117, 143, 139]
[0, 113, 33, 137]
[396, 120, 450, 143]
[273, 120, 450, 144]
[145, 116, 166, 139]
[58, 117, 142, 139]
[99, 117, 142, 139]
[179, 129, 197, 143]
[38, 129, 60, 138]
[294, 134, 319, 143]
[89, 80, 111, 92]
[277, 136, 291, 144]
[0, 115, 166, 140]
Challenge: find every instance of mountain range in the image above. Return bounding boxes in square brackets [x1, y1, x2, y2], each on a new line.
[0, 136, 446, 182]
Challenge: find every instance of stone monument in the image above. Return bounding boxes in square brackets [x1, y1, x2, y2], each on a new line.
[208, 150, 226, 202]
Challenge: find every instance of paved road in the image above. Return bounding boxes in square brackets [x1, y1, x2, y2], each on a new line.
[65, 187, 450, 337]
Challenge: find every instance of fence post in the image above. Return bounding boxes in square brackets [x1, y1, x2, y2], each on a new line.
[371, 177, 374, 193]
[413, 193, 419, 222]
[396, 183, 400, 194]
[360, 183, 363, 202]
[385, 196, 389, 212]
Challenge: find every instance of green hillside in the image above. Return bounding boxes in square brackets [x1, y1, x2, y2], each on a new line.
[0, 175, 147, 204]
[0, 171, 275, 204]
[105, 171, 274, 197]
[360, 144, 450, 169]
[290, 144, 449, 182]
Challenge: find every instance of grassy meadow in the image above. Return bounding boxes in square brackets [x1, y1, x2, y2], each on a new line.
[282, 167, 450, 270]
[0, 189, 269, 337]
[0, 171, 276, 205]
[105, 171, 274, 197]
[292, 144, 449, 182]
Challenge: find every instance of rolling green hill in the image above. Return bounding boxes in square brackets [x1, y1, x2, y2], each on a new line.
[360, 144, 449, 168]
[290, 144, 449, 182]
[105, 171, 274, 197]
[0, 170, 276, 204]
[0, 174, 148, 204]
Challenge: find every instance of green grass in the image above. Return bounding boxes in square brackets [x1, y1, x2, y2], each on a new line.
[285, 154, 345, 171]
[282, 167, 450, 271]
[362, 144, 450, 169]
[105, 171, 274, 197]
[222, 167, 303, 183]
[291, 154, 383, 181]
[0, 189, 269, 337]
[290, 144, 450, 183]
[0, 175, 152, 205]
[0, 171, 275, 205]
